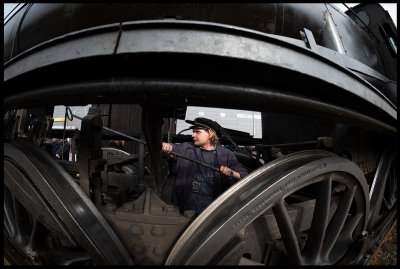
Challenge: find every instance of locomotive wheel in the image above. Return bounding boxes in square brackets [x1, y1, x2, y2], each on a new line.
[166, 150, 369, 265]
[4, 141, 133, 265]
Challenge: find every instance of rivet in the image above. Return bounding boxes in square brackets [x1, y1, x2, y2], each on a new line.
[184, 210, 196, 219]
[104, 203, 116, 212]
[123, 203, 133, 212]
[133, 244, 144, 254]
[151, 225, 165, 237]
[153, 246, 163, 257]
[130, 224, 143, 235]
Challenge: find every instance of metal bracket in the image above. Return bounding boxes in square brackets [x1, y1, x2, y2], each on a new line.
[78, 107, 104, 204]
[301, 28, 317, 50]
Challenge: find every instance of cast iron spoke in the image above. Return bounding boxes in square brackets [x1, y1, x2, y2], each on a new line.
[12, 195, 24, 242]
[321, 184, 356, 257]
[4, 188, 16, 238]
[303, 176, 332, 260]
[272, 198, 304, 265]
[29, 219, 45, 251]
[12, 196, 32, 245]
[338, 213, 363, 243]
[382, 196, 389, 209]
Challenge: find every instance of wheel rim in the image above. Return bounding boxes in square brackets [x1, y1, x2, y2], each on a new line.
[166, 150, 369, 265]
[4, 141, 134, 265]
[4, 184, 90, 265]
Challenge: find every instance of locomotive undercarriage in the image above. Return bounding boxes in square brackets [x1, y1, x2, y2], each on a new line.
[3, 102, 396, 265]
[4, 10, 397, 265]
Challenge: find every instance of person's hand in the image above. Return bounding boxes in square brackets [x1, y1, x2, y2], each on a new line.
[220, 166, 240, 179]
[162, 142, 173, 154]
[56, 153, 60, 159]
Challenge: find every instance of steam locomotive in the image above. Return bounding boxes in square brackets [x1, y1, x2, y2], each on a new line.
[4, 3, 397, 265]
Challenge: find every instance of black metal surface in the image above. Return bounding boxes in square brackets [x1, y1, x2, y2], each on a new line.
[74, 113, 148, 145]
[345, 3, 397, 82]
[3, 4, 393, 78]
[3, 22, 396, 139]
[4, 19, 396, 119]
[4, 4, 396, 108]
[78, 108, 103, 203]
[4, 141, 134, 265]
[166, 150, 369, 265]
[5, 78, 396, 136]
[141, 105, 164, 195]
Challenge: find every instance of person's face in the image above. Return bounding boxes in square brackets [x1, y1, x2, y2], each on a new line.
[192, 128, 211, 147]
[52, 138, 57, 143]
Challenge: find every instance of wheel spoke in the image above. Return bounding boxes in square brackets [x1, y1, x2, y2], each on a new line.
[4, 188, 16, 238]
[322, 184, 356, 256]
[303, 176, 332, 260]
[272, 198, 304, 265]
[329, 213, 363, 262]
[338, 213, 363, 242]
[29, 219, 46, 251]
[12, 195, 33, 245]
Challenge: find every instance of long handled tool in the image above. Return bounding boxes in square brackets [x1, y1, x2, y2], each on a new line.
[71, 113, 241, 180]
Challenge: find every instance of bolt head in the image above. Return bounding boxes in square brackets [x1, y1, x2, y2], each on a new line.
[184, 210, 196, 219]
[153, 247, 163, 257]
[130, 225, 143, 235]
[151, 225, 165, 237]
[133, 244, 144, 254]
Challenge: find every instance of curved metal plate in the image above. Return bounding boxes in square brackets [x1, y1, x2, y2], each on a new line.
[4, 20, 396, 120]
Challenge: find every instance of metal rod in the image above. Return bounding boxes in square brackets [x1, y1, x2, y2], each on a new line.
[73, 113, 147, 144]
[103, 126, 147, 145]
[260, 140, 317, 148]
[62, 107, 68, 160]
[171, 151, 219, 172]
[170, 151, 241, 181]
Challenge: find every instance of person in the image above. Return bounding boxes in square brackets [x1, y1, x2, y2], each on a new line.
[51, 138, 61, 158]
[162, 117, 248, 215]
[109, 140, 125, 150]
[55, 138, 70, 160]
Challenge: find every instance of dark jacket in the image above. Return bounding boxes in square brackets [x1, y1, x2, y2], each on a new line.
[56, 140, 70, 160]
[170, 142, 248, 212]
[52, 140, 60, 157]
